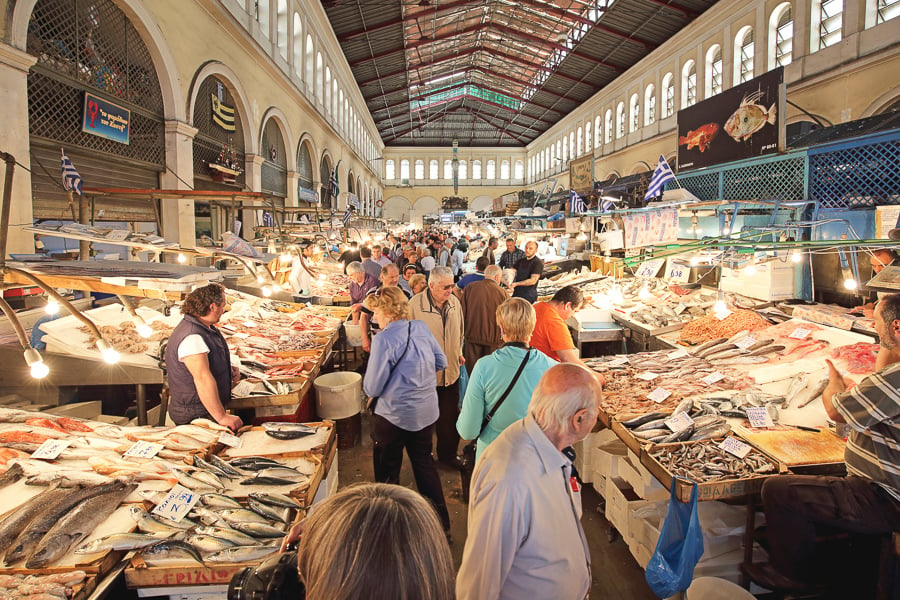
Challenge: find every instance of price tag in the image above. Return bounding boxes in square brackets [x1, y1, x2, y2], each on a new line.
[242, 320, 258, 328]
[608, 356, 630, 366]
[714, 308, 733, 320]
[673, 303, 687, 315]
[667, 348, 689, 360]
[636, 258, 666, 279]
[232, 332, 250, 339]
[745, 406, 775, 428]
[105, 229, 131, 241]
[789, 327, 811, 339]
[637, 372, 660, 381]
[152, 484, 200, 523]
[123, 441, 164, 459]
[665, 259, 691, 283]
[648, 387, 672, 403]
[734, 336, 757, 350]
[701, 371, 725, 385]
[31, 438, 72, 460]
[719, 436, 752, 458]
[665, 412, 694, 432]
[218, 431, 242, 448]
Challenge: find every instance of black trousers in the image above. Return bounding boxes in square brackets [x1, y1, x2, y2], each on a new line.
[463, 341, 496, 372]
[762, 475, 900, 591]
[372, 414, 451, 531]
[435, 381, 460, 464]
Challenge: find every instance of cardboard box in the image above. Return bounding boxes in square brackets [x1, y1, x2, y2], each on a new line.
[618, 451, 669, 501]
[605, 477, 651, 540]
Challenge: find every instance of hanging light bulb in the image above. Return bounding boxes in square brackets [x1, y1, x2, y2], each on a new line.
[96, 339, 120, 365]
[689, 212, 700, 235]
[844, 278, 858, 290]
[44, 300, 60, 315]
[689, 256, 700, 267]
[318, 273, 327, 281]
[176, 253, 187, 264]
[136, 318, 153, 339]
[23, 348, 49, 379]
[271, 283, 282, 292]
[791, 250, 802, 263]
[261, 286, 272, 298]
[638, 286, 651, 301]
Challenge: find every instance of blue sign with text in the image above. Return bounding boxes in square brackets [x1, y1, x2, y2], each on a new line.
[82, 92, 130, 145]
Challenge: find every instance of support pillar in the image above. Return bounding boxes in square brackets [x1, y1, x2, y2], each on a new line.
[160, 120, 198, 247]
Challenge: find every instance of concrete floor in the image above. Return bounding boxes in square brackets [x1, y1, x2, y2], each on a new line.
[337, 413, 657, 599]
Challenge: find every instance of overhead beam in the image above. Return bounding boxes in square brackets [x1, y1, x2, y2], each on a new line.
[461, 107, 530, 145]
[357, 47, 480, 87]
[638, 0, 699, 19]
[337, 0, 484, 43]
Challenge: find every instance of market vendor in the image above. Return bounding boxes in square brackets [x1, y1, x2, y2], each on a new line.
[749, 293, 900, 595]
[850, 248, 900, 318]
[509, 240, 543, 303]
[286, 242, 316, 297]
[164, 283, 243, 432]
[530, 286, 585, 363]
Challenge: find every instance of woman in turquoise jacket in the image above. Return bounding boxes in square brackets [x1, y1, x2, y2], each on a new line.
[456, 298, 557, 462]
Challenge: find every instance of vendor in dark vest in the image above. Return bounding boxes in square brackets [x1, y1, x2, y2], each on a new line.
[165, 283, 243, 431]
[509, 240, 543, 304]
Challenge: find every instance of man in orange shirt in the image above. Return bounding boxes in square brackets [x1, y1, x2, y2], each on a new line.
[530, 286, 585, 363]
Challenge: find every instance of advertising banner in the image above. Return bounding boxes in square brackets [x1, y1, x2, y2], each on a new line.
[82, 92, 130, 145]
[570, 156, 593, 193]
[622, 207, 679, 249]
[298, 185, 318, 203]
[677, 67, 784, 171]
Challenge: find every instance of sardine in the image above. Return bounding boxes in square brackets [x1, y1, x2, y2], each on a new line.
[229, 521, 286, 538]
[26, 482, 136, 568]
[206, 455, 242, 478]
[248, 492, 301, 509]
[141, 540, 204, 565]
[200, 493, 243, 509]
[247, 497, 288, 523]
[215, 509, 271, 525]
[205, 545, 279, 563]
[796, 378, 830, 408]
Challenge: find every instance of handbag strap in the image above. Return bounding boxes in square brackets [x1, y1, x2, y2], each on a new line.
[381, 321, 412, 390]
[480, 348, 531, 435]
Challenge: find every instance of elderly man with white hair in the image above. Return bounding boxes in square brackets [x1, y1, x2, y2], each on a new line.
[347, 261, 378, 324]
[457, 362, 601, 600]
[409, 266, 465, 467]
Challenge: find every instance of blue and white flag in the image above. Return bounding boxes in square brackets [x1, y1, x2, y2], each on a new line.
[569, 189, 586, 214]
[262, 211, 275, 227]
[342, 206, 352, 226]
[60, 151, 83, 196]
[329, 168, 339, 200]
[644, 155, 675, 201]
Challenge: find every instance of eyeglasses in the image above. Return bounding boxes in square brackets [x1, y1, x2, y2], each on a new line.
[440, 284, 456, 290]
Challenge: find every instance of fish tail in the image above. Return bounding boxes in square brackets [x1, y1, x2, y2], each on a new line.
[678, 136, 688, 145]
[767, 103, 777, 125]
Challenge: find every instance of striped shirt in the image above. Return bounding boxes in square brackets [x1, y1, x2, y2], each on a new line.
[833, 361, 900, 502]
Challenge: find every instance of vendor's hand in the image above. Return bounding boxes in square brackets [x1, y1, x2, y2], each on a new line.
[230, 365, 241, 385]
[218, 413, 243, 433]
[825, 359, 850, 396]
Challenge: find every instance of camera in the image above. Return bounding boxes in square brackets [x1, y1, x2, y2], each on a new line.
[228, 551, 305, 600]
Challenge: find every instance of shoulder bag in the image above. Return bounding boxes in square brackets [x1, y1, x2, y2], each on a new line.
[366, 321, 412, 414]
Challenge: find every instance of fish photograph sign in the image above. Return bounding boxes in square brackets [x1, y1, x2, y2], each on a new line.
[676, 67, 784, 171]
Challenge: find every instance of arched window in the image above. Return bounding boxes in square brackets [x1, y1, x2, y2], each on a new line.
[459, 160, 467, 179]
[339, 91, 344, 131]
[399, 160, 410, 184]
[276, 0, 288, 58]
[315, 52, 323, 102]
[472, 160, 482, 179]
[491, 157, 499, 179]
[333, 80, 339, 119]
[443, 160, 452, 179]
[616, 102, 625, 139]
[816, 0, 843, 50]
[257, 0, 270, 38]
[385, 159, 395, 180]
[569, 132, 575, 160]
[594, 116, 602, 148]
[540, 151, 546, 175]
[662, 73, 675, 118]
[576, 128, 583, 156]
[705, 45, 722, 98]
[514, 160, 524, 180]
[555, 141, 562, 166]
[644, 84, 656, 126]
[769, 3, 793, 68]
[414, 160, 424, 180]
[429, 159, 438, 179]
[343, 99, 349, 133]
[562, 139, 568, 164]
[500, 160, 510, 179]
[682, 60, 697, 108]
[305, 36, 314, 85]
[584, 123, 591, 152]
[735, 27, 754, 85]
[629, 93, 640, 133]
[874, 0, 900, 23]
[292, 14, 302, 75]
[605, 109, 613, 143]
[324, 67, 331, 116]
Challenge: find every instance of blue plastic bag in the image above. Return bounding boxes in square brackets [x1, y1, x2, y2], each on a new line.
[458, 365, 468, 409]
[644, 479, 704, 598]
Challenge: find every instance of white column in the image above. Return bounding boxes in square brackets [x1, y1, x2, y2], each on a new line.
[243, 154, 265, 232]
[0, 43, 37, 256]
[286, 171, 299, 207]
[160, 120, 198, 247]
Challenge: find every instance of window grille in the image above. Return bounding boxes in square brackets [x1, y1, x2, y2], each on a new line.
[877, 0, 900, 23]
[819, 0, 843, 49]
[709, 48, 722, 96]
[192, 76, 246, 187]
[739, 31, 754, 83]
[775, 8, 793, 66]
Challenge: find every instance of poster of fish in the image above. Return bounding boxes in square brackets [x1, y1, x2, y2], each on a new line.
[676, 67, 784, 171]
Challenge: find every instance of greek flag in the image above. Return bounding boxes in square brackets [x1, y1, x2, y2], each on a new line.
[644, 155, 675, 201]
[570, 189, 586, 214]
[342, 206, 352, 226]
[60, 151, 83, 195]
[329, 168, 339, 200]
[262, 211, 275, 227]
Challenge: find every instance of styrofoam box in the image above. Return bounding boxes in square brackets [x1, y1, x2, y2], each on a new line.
[592, 474, 607, 498]
[606, 476, 652, 540]
[592, 437, 629, 481]
[720, 260, 795, 301]
[628, 537, 654, 569]
[618, 451, 669, 501]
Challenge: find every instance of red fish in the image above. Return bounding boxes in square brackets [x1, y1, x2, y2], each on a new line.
[679, 123, 719, 152]
[55, 417, 94, 433]
[25, 418, 67, 433]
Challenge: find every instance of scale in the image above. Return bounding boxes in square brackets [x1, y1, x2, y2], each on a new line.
[865, 265, 900, 293]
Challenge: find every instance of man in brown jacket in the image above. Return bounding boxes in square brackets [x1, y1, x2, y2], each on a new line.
[460, 265, 508, 369]
[409, 266, 465, 467]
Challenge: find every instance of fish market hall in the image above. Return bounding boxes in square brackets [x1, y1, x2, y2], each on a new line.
[0, 0, 899, 597]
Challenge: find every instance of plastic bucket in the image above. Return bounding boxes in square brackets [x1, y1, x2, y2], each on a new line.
[343, 322, 363, 347]
[314, 371, 363, 420]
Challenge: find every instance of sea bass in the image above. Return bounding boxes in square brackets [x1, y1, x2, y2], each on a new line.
[0, 484, 69, 559]
[724, 90, 776, 141]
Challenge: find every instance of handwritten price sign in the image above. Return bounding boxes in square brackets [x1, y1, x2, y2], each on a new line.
[719, 436, 752, 458]
[152, 484, 200, 523]
[637, 372, 660, 381]
[123, 441, 164, 459]
[701, 372, 725, 385]
[665, 412, 694, 432]
[647, 387, 672, 403]
[636, 258, 665, 279]
[746, 406, 775, 428]
[31, 439, 72, 460]
[608, 356, 630, 367]
[218, 431, 242, 448]
[665, 259, 691, 283]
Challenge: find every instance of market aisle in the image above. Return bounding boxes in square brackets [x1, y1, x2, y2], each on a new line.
[337, 414, 657, 599]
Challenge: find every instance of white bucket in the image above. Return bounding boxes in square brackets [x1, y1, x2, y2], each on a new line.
[344, 322, 363, 347]
[686, 577, 755, 600]
[314, 371, 363, 420]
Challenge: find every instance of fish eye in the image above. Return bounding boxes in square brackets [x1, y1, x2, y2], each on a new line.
[743, 117, 748, 122]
